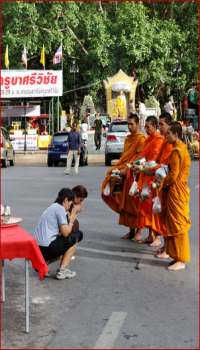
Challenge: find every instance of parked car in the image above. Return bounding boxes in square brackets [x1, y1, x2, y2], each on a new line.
[0, 127, 15, 167]
[47, 131, 88, 167]
[104, 119, 129, 166]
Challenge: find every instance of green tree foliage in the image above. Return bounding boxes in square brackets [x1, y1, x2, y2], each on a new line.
[2, 1, 198, 108]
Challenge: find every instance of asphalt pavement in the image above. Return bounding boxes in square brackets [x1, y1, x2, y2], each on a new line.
[1, 147, 199, 349]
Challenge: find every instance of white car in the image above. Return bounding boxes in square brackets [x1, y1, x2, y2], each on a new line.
[0, 127, 15, 167]
[104, 119, 129, 166]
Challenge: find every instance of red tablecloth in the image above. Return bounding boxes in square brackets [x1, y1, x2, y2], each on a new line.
[0, 225, 48, 279]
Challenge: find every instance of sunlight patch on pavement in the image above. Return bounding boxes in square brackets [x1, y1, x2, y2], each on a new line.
[32, 296, 52, 304]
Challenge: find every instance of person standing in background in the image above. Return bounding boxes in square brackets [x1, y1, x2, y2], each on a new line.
[129, 99, 135, 113]
[64, 122, 81, 175]
[94, 113, 103, 150]
[80, 116, 89, 142]
[164, 96, 175, 119]
[138, 100, 146, 131]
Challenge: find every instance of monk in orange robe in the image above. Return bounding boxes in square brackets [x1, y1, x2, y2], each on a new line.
[102, 113, 146, 238]
[131, 116, 164, 242]
[142, 112, 173, 248]
[156, 122, 191, 271]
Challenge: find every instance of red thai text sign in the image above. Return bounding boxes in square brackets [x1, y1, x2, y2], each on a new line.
[0, 70, 63, 98]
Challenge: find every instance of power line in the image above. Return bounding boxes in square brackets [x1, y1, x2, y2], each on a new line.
[63, 80, 102, 95]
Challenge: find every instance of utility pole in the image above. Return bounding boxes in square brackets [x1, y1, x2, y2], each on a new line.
[70, 60, 79, 108]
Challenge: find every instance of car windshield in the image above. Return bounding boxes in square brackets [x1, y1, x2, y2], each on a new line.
[53, 134, 69, 143]
[109, 123, 128, 133]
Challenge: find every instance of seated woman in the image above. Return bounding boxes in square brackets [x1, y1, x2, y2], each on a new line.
[33, 188, 83, 280]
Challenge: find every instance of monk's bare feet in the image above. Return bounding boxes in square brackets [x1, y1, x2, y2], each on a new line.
[149, 236, 162, 247]
[168, 261, 186, 271]
[155, 251, 169, 259]
[121, 231, 135, 240]
[156, 246, 165, 254]
[131, 232, 142, 242]
[143, 236, 153, 244]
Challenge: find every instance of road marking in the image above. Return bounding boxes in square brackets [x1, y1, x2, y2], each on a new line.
[93, 312, 127, 349]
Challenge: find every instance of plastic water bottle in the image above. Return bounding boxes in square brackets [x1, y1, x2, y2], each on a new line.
[4, 206, 11, 223]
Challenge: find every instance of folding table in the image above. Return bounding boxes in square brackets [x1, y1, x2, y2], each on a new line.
[0, 224, 48, 333]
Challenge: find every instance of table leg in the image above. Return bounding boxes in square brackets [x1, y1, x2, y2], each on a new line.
[1, 260, 5, 302]
[25, 259, 29, 333]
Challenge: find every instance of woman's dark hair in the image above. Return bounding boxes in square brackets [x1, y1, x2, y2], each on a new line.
[159, 112, 172, 125]
[72, 185, 88, 199]
[128, 113, 139, 124]
[169, 122, 183, 139]
[55, 188, 74, 205]
[146, 115, 158, 129]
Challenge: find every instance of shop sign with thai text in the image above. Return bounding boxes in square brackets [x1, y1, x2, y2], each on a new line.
[2, 105, 41, 118]
[11, 134, 38, 151]
[0, 70, 63, 98]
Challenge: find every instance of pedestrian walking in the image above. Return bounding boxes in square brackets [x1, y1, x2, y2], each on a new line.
[93, 113, 103, 150]
[64, 122, 81, 175]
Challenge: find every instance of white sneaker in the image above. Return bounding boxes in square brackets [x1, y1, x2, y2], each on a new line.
[64, 170, 70, 175]
[56, 268, 76, 280]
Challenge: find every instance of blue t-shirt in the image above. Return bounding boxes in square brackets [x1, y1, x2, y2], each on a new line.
[33, 203, 68, 247]
[68, 131, 81, 150]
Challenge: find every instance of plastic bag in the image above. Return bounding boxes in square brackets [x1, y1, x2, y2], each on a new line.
[129, 178, 138, 196]
[140, 183, 151, 200]
[155, 165, 169, 180]
[152, 196, 162, 213]
[103, 184, 110, 196]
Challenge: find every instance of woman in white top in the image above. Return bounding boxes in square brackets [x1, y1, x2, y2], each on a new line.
[80, 117, 88, 141]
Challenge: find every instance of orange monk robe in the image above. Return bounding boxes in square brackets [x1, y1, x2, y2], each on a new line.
[151, 139, 173, 236]
[102, 132, 146, 228]
[135, 131, 164, 229]
[161, 140, 191, 262]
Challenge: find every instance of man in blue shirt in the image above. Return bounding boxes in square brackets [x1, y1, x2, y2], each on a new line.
[65, 122, 81, 175]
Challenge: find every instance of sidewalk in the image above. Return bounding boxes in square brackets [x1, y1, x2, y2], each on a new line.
[15, 151, 104, 165]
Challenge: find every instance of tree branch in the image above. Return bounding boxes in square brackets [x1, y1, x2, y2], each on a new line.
[66, 25, 88, 55]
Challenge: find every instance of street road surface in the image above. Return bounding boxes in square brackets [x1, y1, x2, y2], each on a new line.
[2, 161, 199, 349]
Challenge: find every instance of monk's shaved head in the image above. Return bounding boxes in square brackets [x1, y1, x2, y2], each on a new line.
[128, 113, 139, 124]
[146, 116, 158, 129]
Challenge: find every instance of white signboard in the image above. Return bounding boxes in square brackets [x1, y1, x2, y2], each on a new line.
[2, 105, 41, 118]
[11, 134, 38, 151]
[1, 70, 63, 98]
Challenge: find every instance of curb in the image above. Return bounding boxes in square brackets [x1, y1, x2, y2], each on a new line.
[15, 153, 104, 165]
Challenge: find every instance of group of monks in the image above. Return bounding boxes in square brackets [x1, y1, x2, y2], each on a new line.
[102, 113, 191, 271]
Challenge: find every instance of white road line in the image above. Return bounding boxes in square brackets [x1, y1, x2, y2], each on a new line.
[93, 312, 127, 349]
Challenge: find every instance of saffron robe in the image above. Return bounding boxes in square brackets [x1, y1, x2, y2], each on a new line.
[102, 132, 146, 228]
[135, 131, 164, 229]
[151, 139, 173, 235]
[162, 140, 191, 262]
